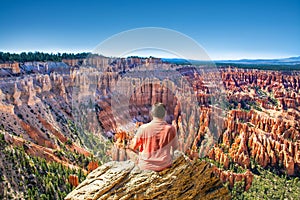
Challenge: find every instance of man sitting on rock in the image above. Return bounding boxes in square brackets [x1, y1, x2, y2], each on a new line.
[129, 103, 178, 171]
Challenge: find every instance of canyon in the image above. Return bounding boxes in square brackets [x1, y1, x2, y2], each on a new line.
[0, 55, 299, 199]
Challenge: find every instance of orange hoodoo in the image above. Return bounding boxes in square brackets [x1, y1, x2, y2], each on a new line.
[87, 161, 99, 173]
[68, 174, 79, 187]
[114, 130, 131, 148]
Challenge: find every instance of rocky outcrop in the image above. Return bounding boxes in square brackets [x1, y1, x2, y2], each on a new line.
[69, 175, 79, 187]
[0, 88, 14, 114]
[212, 167, 254, 191]
[11, 62, 20, 74]
[87, 161, 99, 173]
[65, 154, 230, 200]
[13, 83, 22, 106]
[208, 147, 230, 169]
[0, 62, 20, 74]
[3, 132, 82, 170]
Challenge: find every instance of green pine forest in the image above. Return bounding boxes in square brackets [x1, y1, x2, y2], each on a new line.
[0, 132, 89, 200]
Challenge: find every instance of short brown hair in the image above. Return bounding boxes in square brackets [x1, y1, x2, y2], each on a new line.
[151, 103, 166, 118]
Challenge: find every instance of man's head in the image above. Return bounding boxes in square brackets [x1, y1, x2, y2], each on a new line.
[150, 103, 166, 119]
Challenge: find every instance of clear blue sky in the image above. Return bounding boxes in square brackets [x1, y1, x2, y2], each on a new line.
[0, 0, 299, 59]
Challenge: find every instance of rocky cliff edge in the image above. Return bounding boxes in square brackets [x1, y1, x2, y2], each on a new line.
[65, 152, 230, 200]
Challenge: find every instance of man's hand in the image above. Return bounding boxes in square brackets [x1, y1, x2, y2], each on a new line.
[125, 142, 138, 154]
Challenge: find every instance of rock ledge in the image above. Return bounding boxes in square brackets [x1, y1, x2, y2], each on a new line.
[65, 154, 230, 200]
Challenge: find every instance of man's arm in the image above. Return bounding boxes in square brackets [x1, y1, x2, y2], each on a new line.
[129, 127, 143, 151]
[169, 125, 178, 159]
[171, 126, 178, 150]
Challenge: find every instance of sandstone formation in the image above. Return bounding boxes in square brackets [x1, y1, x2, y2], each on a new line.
[0, 88, 14, 114]
[65, 154, 230, 200]
[69, 175, 79, 187]
[87, 161, 99, 173]
[212, 166, 254, 191]
[104, 64, 300, 192]
[0, 62, 20, 74]
[0, 56, 299, 197]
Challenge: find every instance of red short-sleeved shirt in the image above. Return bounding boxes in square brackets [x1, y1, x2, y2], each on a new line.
[131, 117, 178, 171]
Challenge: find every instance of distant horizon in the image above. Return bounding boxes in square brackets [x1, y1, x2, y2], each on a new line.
[0, 50, 299, 61]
